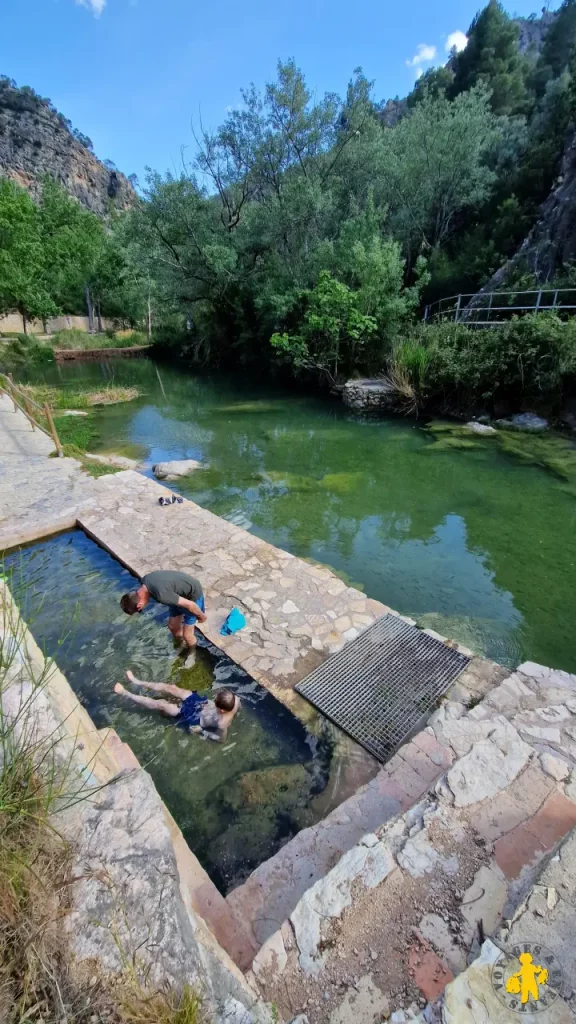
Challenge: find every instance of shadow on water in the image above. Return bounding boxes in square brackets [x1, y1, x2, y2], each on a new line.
[3, 531, 337, 894]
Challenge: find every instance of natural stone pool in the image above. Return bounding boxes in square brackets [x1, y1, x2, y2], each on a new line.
[3, 530, 341, 893]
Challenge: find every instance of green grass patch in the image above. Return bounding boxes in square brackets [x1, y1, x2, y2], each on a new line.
[52, 413, 99, 450]
[50, 328, 148, 350]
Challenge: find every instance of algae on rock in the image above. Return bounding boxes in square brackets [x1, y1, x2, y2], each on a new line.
[423, 420, 576, 488]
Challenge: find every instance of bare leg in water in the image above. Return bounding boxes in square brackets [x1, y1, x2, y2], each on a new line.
[113, 670, 192, 716]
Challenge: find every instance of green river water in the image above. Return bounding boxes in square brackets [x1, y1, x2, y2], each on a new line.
[33, 355, 576, 673]
[6, 356, 576, 890]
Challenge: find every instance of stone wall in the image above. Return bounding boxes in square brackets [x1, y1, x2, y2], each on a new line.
[0, 312, 114, 335]
[341, 378, 397, 413]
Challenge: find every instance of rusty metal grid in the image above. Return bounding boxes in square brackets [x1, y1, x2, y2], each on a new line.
[295, 614, 470, 763]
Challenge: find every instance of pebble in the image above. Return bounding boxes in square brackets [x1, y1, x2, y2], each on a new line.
[371, 950, 378, 961]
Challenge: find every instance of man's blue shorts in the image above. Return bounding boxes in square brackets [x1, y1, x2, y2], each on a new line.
[167, 593, 205, 625]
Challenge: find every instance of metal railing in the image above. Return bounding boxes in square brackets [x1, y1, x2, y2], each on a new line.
[0, 372, 63, 456]
[423, 288, 576, 325]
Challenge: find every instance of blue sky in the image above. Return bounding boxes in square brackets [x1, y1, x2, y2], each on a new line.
[1, 0, 558, 184]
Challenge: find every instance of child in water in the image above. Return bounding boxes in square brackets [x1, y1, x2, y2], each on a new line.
[114, 671, 239, 742]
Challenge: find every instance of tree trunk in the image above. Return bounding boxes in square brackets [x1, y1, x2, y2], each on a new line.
[97, 301, 103, 334]
[21, 309, 28, 335]
[85, 284, 95, 333]
[147, 278, 152, 341]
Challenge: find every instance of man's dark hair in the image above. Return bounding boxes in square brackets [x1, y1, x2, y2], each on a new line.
[120, 592, 140, 615]
[214, 688, 235, 712]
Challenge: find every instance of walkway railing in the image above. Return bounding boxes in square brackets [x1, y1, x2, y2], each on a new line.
[423, 288, 576, 325]
[0, 372, 63, 456]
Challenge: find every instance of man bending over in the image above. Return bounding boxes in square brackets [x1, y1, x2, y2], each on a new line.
[120, 570, 207, 651]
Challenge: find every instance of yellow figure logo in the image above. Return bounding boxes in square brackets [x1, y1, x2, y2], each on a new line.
[506, 952, 549, 1004]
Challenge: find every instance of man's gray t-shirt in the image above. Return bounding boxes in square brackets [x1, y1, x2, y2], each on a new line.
[142, 571, 203, 607]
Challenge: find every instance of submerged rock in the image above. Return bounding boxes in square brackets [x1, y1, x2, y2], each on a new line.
[153, 458, 203, 479]
[227, 763, 311, 810]
[466, 421, 497, 435]
[495, 412, 549, 432]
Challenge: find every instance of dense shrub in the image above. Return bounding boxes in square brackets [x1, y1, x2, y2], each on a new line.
[389, 313, 576, 412]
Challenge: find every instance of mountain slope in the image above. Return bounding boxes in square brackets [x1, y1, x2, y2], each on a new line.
[0, 77, 135, 216]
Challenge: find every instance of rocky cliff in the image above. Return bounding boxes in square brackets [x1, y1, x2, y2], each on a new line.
[0, 77, 135, 216]
[470, 127, 576, 297]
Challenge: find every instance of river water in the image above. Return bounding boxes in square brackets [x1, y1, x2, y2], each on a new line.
[21, 356, 576, 672]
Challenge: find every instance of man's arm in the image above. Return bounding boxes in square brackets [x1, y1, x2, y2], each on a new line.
[177, 596, 207, 622]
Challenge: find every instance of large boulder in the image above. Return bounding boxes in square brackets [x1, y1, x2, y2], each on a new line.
[495, 412, 549, 433]
[153, 459, 203, 480]
[342, 379, 396, 413]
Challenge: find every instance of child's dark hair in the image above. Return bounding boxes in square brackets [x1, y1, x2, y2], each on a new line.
[120, 592, 140, 615]
[214, 688, 235, 712]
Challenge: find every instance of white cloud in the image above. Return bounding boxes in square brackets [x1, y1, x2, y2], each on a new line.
[406, 43, 437, 68]
[75, 0, 106, 17]
[415, 68, 424, 80]
[446, 30, 468, 53]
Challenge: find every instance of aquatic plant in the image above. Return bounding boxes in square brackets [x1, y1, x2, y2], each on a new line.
[424, 420, 576, 488]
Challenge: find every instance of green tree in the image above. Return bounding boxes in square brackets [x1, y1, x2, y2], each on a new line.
[450, 1, 530, 114]
[407, 65, 455, 107]
[0, 178, 57, 330]
[270, 271, 377, 380]
[378, 87, 503, 261]
[532, 0, 576, 96]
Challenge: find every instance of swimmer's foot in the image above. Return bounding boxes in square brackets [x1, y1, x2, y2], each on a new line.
[114, 682, 126, 695]
[183, 650, 196, 669]
[126, 670, 136, 684]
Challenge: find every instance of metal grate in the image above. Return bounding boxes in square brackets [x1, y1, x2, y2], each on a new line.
[296, 614, 470, 763]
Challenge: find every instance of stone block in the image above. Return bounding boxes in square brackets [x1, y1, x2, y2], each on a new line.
[398, 741, 441, 784]
[494, 820, 547, 879]
[447, 726, 532, 808]
[418, 913, 467, 973]
[251, 930, 287, 985]
[329, 975, 390, 1024]
[412, 729, 454, 767]
[473, 764, 555, 842]
[460, 862, 508, 939]
[524, 790, 576, 850]
[397, 829, 458, 878]
[540, 752, 572, 781]
[408, 936, 453, 1001]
